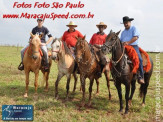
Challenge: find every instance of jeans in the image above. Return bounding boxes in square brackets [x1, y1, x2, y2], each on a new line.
[21, 44, 48, 64]
[131, 45, 144, 79]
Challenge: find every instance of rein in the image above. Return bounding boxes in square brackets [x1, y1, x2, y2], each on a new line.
[105, 34, 126, 77]
[77, 41, 94, 73]
[28, 43, 41, 66]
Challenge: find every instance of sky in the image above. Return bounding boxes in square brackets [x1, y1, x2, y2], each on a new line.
[0, 0, 163, 51]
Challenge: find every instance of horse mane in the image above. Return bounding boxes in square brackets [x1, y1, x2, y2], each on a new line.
[62, 41, 72, 55]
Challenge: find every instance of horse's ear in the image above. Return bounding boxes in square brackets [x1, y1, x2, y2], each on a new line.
[30, 32, 34, 38]
[116, 30, 121, 36]
[39, 33, 44, 39]
[83, 35, 86, 40]
[110, 30, 113, 33]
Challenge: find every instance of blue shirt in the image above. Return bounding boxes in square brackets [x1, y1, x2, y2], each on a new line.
[120, 26, 139, 45]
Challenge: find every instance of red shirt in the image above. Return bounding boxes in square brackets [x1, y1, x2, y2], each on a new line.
[89, 33, 107, 45]
[62, 29, 84, 47]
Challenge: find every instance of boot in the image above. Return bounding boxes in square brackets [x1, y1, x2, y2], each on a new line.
[18, 62, 24, 71]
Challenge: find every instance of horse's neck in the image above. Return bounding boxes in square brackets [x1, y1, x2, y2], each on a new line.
[112, 41, 123, 63]
[83, 44, 92, 61]
[58, 42, 66, 62]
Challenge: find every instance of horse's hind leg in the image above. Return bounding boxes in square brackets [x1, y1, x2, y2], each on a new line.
[66, 74, 71, 100]
[124, 82, 130, 114]
[34, 71, 39, 95]
[104, 70, 111, 100]
[115, 82, 123, 112]
[88, 78, 94, 107]
[24, 69, 30, 98]
[55, 73, 64, 99]
[72, 73, 78, 93]
[141, 73, 150, 106]
[95, 79, 99, 94]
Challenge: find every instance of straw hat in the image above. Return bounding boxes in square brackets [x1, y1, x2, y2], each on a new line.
[96, 22, 107, 29]
[66, 21, 77, 27]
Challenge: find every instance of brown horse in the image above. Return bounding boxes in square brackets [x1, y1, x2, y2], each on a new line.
[75, 36, 111, 107]
[101, 30, 153, 114]
[23, 33, 52, 98]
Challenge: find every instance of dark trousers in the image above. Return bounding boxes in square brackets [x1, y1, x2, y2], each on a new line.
[41, 49, 49, 66]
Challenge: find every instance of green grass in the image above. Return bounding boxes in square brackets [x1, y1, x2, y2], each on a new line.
[0, 46, 162, 122]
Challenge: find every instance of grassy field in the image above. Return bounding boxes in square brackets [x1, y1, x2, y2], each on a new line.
[0, 46, 162, 122]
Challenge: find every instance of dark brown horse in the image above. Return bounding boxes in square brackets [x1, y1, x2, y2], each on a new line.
[101, 30, 153, 114]
[75, 36, 111, 107]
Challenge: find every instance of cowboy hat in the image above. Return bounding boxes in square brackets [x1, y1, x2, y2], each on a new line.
[96, 22, 107, 29]
[121, 16, 134, 24]
[66, 21, 77, 27]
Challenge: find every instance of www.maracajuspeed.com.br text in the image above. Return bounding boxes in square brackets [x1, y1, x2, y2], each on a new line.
[3, 12, 94, 20]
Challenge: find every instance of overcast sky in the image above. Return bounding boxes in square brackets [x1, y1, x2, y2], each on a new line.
[0, 0, 163, 51]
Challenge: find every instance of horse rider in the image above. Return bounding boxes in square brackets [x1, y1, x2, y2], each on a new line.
[89, 22, 108, 77]
[120, 16, 144, 84]
[18, 18, 53, 72]
[62, 21, 84, 55]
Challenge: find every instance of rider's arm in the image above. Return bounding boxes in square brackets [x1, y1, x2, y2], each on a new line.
[127, 36, 138, 45]
[124, 26, 139, 45]
[128, 26, 139, 45]
[45, 28, 53, 45]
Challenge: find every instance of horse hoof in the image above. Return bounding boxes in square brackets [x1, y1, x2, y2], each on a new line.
[34, 93, 38, 96]
[65, 96, 69, 101]
[109, 96, 112, 100]
[128, 100, 132, 106]
[119, 109, 123, 113]
[96, 92, 99, 95]
[24, 93, 28, 98]
[87, 102, 91, 107]
[124, 110, 128, 114]
[55, 95, 59, 100]
[80, 102, 85, 107]
[44, 89, 48, 92]
[72, 90, 75, 94]
[142, 103, 145, 107]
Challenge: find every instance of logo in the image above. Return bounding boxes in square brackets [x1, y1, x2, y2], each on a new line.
[2, 105, 33, 121]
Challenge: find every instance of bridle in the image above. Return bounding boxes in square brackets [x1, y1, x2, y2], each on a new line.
[76, 40, 94, 72]
[104, 33, 126, 77]
[29, 42, 40, 58]
[104, 34, 125, 66]
[51, 40, 64, 53]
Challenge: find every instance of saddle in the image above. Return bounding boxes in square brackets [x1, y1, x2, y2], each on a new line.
[124, 45, 151, 73]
